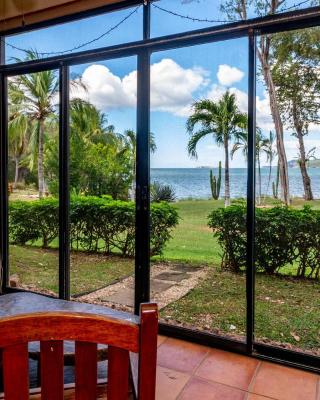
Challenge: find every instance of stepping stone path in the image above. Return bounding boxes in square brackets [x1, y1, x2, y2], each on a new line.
[78, 263, 208, 312]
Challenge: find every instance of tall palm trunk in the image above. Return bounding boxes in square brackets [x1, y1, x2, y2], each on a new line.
[265, 158, 272, 200]
[259, 52, 290, 205]
[224, 136, 230, 207]
[13, 156, 19, 189]
[38, 119, 45, 199]
[257, 154, 262, 205]
[130, 159, 136, 201]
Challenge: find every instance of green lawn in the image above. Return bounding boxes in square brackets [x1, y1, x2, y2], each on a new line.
[10, 245, 134, 296]
[8, 196, 320, 353]
[158, 198, 320, 352]
[160, 197, 320, 268]
[161, 269, 320, 352]
[157, 199, 224, 264]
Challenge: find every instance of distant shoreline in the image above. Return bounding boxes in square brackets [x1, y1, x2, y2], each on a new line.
[150, 167, 320, 199]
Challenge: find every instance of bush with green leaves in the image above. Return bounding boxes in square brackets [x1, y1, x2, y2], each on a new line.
[9, 198, 59, 247]
[151, 181, 176, 202]
[208, 204, 320, 279]
[9, 196, 179, 257]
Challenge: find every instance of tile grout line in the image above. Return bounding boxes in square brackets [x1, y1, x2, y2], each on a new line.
[247, 360, 263, 393]
[187, 374, 250, 394]
[157, 336, 168, 350]
[189, 350, 267, 395]
[174, 375, 278, 400]
[175, 374, 192, 400]
[172, 365, 282, 400]
[191, 347, 211, 376]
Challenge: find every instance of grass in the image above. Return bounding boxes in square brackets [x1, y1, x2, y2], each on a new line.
[10, 245, 134, 296]
[157, 199, 224, 264]
[161, 268, 320, 352]
[160, 197, 320, 265]
[8, 194, 320, 352]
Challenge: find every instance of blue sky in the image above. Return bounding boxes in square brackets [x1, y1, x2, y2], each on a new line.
[5, 0, 320, 168]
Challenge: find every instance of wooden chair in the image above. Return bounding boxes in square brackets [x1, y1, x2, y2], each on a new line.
[0, 302, 158, 400]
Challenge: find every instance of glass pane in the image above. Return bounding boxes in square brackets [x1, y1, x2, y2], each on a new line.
[69, 57, 137, 313]
[8, 69, 60, 296]
[255, 26, 320, 355]
[151, 0, 317, 38]
[150, 38, 248, 341]
[5, 5, 142, 64]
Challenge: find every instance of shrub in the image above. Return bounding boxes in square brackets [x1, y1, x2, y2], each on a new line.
[9, 198, 59, 247]
[208, 204, 320, 279]
[151, 181, 176, 202]
[208, 205, 247, 273]
[9, 196, 179, 257]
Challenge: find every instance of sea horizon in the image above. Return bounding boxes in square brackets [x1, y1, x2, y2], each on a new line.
[150, 167, 320, 200]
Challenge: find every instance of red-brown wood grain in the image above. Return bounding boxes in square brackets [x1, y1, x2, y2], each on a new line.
[40, 340, 64, 400]
[107, 346, 129, 400]
[138, 303, 158, 400]
[3, 343, 29, 400]
[0, 293, 158, 400]
[75, 342, 98, 400]
[0, 312, 139, 352]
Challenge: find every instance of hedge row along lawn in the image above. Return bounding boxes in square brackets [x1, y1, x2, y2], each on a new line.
[9, 196, 179, 256]
[208, 203, 320, 278]
[8, 196, 320, 352]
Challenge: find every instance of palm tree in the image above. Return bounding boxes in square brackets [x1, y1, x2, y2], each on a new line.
[8, 108, 30, 189]
[123, 129, 157, 201]
[231, 128, 272, 205]
[70, 98, 115, 144]
[265, 131, 276, 200]
[187, 91, 247, 206]
[9, 50, 59, 198]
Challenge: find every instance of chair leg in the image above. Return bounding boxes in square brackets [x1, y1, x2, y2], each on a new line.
[37, 357, 41, 387]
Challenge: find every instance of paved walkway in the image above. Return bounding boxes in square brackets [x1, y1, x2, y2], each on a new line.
[79, 263, 208, 311]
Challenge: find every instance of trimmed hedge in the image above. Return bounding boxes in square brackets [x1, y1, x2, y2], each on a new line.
[208, 205, 320, 279]
[9, 196, 179, 257]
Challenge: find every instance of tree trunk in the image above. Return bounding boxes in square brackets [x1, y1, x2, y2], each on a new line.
[259, 53, 290, 205]
[293, 117, 313, 201]
[257, 155, 261, 205]
[224, 137, 230, 207]
[13, 157, 19, 189]
[130, 159, 136, 201]
[265, 158, 272, 200]
[38, 119, 45, 199]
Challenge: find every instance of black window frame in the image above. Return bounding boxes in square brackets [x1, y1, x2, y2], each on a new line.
[0, 1, 319, 373]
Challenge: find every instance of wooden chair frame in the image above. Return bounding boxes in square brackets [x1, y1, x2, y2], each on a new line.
[0, 302, 158, 400]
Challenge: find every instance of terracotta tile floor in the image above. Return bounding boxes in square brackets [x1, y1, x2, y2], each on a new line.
[156, 336, 320, 400]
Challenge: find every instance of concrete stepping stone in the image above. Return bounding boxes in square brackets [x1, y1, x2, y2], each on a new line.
[78, 263, 208, 311]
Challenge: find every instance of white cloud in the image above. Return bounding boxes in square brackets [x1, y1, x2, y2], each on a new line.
[217, 64, 244, 86]
[72, 59, 208, 116]
[150, 59, 208, 116]
[72, 64, 136, 109]
[284, 137, 320, 160]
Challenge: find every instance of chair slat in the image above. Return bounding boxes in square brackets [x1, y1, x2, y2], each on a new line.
[107, 346, 129, 400]
[75, 341, 97, 400]
[3, 343, 29, 400]
[138, 304, 158, 400]
[40, 340, 64, 400]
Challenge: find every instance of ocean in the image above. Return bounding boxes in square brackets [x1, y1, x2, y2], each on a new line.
[150, 167, 320, 200]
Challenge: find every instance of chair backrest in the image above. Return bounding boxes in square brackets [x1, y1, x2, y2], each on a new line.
[0, 302, 158, 400]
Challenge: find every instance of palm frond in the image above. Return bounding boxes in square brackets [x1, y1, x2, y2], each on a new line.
[187, 128, 213, 159]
